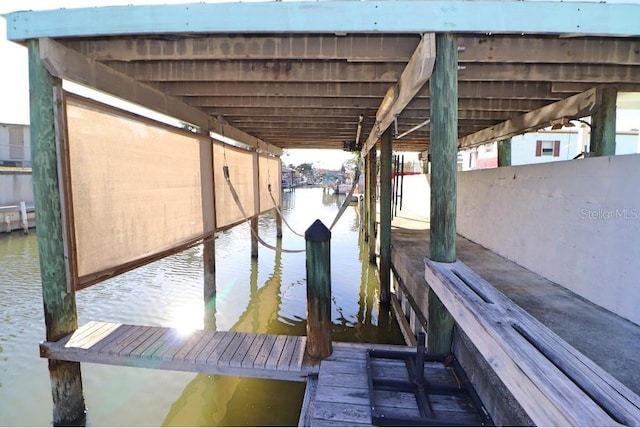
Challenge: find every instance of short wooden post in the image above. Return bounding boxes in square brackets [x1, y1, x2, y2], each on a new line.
[498, 138, 512, 167]
[203, 238, 216, 303]
[305, 219, 332, 359]
[590, 87, 617, 157]
[250, 217, 259, 258]
[367, 147, 378, 263]
[275, 210, 283, 238]
[379, 129, 392, 306]
[29, 39, 86, 425]
[427, 33, 458, 353]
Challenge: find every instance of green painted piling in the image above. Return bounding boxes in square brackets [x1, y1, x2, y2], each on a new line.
[367, 148, 378, 263]
[305, 219, 332, 359]
[427, 33, 458, 353]
[590, 87, 617, 157]
[379, 129, 392, 305]
[28, 39, 86, 425]
[498, 138, 512, 167]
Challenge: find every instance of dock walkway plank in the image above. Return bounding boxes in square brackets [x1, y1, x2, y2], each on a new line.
[40, 321, 310, 382]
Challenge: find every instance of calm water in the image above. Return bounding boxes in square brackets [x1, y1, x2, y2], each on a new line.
[0, 187, 403, 426]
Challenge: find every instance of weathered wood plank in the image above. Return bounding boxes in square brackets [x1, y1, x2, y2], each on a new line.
[40, 322, 311, 382]
[171, 330, 206, 361]
[241, 333, 267, 368]
[119, 326, 157, 357]
[202, 332, 235, 364]
[229, 333, 257, 367]
[449, 260, 640, 425]
[79, 322, 123, 350]
[277, 335, 300, 370]
[289, 336, 307, 371]
[138, 328, 172, 358]
[184, 331, 219, 362]
[425, 258, 635, 426]
[108, 325, 150, 356]
[216, 332, 245, 366]
[89, 324, 134, 353]
[253, 334, 277, 369]
[311, 401, 372, 425]
[151, 330, 191, 361]
[65, 321, 103, 348]
[265, 335, 287, 370]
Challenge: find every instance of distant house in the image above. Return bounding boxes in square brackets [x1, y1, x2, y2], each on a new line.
[460, 127, 640, 170]
[0, 123, 31, 167]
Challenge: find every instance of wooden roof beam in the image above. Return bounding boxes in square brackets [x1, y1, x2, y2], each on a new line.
[37, 38, 281, 156]
[360, 33, 436, 156]
[458, 88, 602, 149]
[61, 34, 421, 62]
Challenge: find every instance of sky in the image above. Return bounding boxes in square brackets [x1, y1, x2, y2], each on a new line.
[1, 0, 639, 169]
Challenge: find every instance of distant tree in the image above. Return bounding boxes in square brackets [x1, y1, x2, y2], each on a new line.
[296, 162, 314, 175]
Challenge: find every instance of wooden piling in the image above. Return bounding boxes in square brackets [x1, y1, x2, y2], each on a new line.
[590, 87, 617, 157]
[379, 129, 392, 305]
[498, 138, 512, 167]
[367, 148, 378, 263]
[305, 219, 332, 359]
[427, 33, 458, 353]
[251, 217, 259, 258]
[203, 238, 216, 302]
[29, 39, 86, 425]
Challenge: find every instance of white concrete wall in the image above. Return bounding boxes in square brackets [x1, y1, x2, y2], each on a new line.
[458, 154, 640, 326]
[0, 173, 33, 206]
[0, 124, 31, 164]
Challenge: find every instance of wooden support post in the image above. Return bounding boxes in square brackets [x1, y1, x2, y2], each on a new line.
[29, 39, 86, 425]
[276, 158, 283, 238]
[379, 129, 392, 306]
[367, 148, 378, 263]
[275, 211, 283, 238]
[590, 87, 617, 157]
[250, 217, 259, 258]
[427, 33, 458, 353]
[305, 219, 332, 359]
[363, 152, 371, 241]
[203, 238, 216, 302]
[498, 138, 512, 167]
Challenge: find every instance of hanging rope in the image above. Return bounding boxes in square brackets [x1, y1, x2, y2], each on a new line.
[268, 183, 306, 238]
[329, 167, 361, 230]
[223, 165, 305, 253]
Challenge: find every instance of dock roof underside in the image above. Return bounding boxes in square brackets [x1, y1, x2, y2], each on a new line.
[7, 1, 640, 152]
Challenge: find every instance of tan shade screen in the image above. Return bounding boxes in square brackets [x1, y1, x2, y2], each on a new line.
[213, 141, 257, 228]
[259, 155, 281, 213]
[65, 96, 214, 284]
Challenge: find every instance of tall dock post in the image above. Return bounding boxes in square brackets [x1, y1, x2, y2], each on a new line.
[305, 219, 332, 359]
[379, 129, 392, 305]
[29, 40, 86, 425]
[427, 33, 458, 353]
[590, 87, 617, 157]
[367, 147, 378, 263]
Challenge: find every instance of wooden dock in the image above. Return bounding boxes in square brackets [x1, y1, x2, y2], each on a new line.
[299, 342, 489, 427]
[40, 321, 312, 382]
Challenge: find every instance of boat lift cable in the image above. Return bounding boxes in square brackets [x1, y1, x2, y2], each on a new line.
[268, 184, 305, 238]
[329, 167, 360, 231]
[223, 165, 306, 253]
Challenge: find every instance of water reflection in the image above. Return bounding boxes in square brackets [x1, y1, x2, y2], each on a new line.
[0, 187, 403, 426]
[162, 188, 402, 426]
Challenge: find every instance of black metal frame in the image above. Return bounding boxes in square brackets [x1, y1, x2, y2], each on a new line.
[366, 334, 493, 426]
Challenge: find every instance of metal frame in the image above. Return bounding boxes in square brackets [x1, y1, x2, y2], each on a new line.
[366, 334, 493, 426]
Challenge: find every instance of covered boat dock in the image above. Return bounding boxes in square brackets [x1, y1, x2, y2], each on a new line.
[6, 1, 640, 425]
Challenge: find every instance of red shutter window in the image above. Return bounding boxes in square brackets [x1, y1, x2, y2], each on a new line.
[553, 140, 560, 157]
[535, 140, 542, 157]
